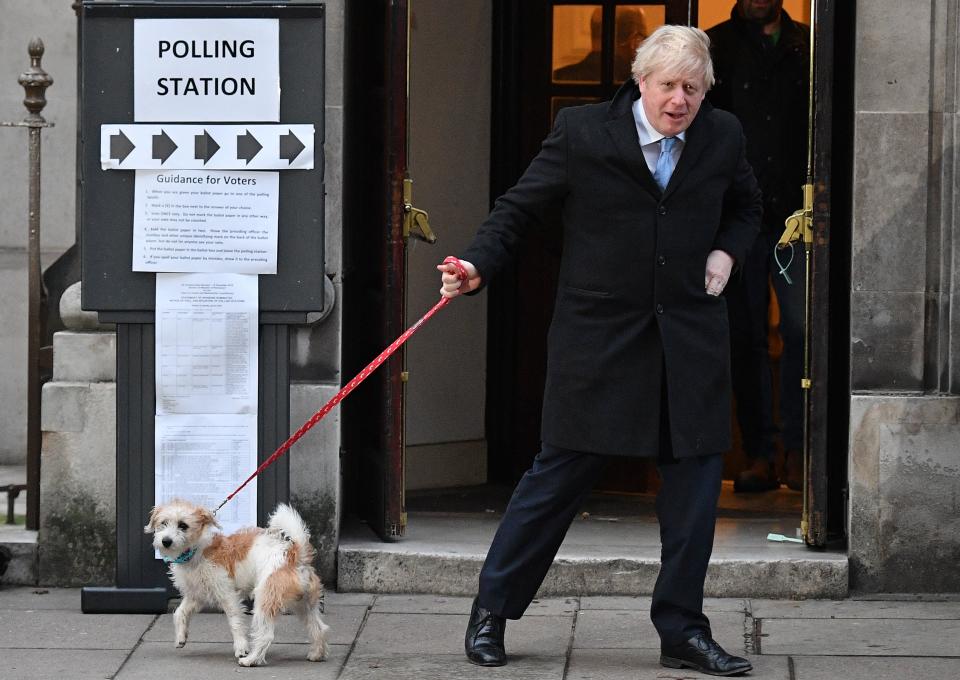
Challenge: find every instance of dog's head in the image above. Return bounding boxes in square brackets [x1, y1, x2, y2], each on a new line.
[144, 499, 220, 559]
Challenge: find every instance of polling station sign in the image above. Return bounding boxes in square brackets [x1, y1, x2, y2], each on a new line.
[134, 19, 280, 122]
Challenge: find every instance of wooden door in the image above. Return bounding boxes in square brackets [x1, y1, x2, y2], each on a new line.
[343, 0, 411, 540]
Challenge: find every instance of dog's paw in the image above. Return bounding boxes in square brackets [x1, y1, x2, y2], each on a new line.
[306, 647, 328, 662]
[238, 655, 265, 667]
[233, 642, 250, 659]
[176, 640, 186, 649]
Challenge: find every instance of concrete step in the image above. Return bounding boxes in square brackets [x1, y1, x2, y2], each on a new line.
[338, 513, 848, 600]
[0, 525, 38, 585]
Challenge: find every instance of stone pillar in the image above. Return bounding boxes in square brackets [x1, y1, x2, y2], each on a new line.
[849, 0, 960, 590]
[39, 282, 117, 585]
[287, 0, 346, 585]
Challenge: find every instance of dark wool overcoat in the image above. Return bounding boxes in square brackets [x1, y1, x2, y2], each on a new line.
[462, 80, 761, 459]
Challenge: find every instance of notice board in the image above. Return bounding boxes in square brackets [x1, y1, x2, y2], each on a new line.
[79, 2, 325, 322]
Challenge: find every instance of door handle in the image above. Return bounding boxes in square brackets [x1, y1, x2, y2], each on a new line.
[403, 178, 437, 244]
[779, 182, 814, 247]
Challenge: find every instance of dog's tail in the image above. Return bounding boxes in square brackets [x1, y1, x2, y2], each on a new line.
[268, 504, 315, 566]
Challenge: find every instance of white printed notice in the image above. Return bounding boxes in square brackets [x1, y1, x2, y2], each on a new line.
[134, 19, 279, 122]
[155, 413, 257, 536]
[155, 273, 258, 415]
[133, 169, 278, 274]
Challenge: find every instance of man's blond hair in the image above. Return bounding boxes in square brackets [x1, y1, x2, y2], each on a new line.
[631, 24, 714, 90]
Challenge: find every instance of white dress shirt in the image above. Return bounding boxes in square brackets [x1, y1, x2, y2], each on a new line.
[632, 97, 686, 175]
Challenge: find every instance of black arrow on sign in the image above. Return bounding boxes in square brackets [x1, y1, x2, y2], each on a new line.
[279, 129, 306, 164]
[152, 130, 178, 164]
[110, 130, 136, 163]
[236, 130, 262, 164]
[194, 130, 221, 164]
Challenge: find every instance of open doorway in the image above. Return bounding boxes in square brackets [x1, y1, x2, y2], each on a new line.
[400, 0, 849, 549]
[436, 0, 809, 529]
[352, 0, 855, 557]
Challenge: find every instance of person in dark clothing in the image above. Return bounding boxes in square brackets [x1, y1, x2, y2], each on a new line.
[439, 25, 760, 677]
[553, 6, 649, 83]
[707, 0, 810, 492]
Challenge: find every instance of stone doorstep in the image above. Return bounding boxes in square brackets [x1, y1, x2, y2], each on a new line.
[0, 525, 39, 586]
[336, 548, 849, 600]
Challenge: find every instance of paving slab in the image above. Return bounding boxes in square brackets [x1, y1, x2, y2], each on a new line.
[352, 612, 572, 657]
[370, 594, 475, 615]
[0, 586, 81, 610]
[566, 648, 790, 680]
[145, 605, 366, 646]
[0, 610, 155, 649]
[325, 591, 376, 607]
[339, 653, 566, 680]
[760, 618, 960, 656]
[370, 594, 578, 616]
[573, 609, 747, 652]
[791, 655, 960, 679]
[3, 647, 129, 680]
[751, 598, 960, 619]
[115, 641, 350, 679]
[580, 595, 749, 613]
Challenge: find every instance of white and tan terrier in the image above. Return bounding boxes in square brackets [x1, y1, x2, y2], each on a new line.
[145, 499, 330, 666]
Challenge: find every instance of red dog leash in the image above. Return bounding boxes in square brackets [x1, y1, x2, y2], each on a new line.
[213, 257, 469, 515]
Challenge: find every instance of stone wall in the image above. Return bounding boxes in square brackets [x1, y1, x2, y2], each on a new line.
[849, 396, 960, 591]
[849, 0, 960, 590]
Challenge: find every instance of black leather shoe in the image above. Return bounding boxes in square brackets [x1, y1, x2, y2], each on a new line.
[464, 597, 506, 666]
[734, 458, 780, 493]
[661, 632, 753, 676]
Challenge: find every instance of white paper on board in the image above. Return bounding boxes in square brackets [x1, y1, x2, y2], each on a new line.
[100, 124, 316, 171]
[134, 18, 280, 122]
[155, 273, 258, 416]
[154, 413, 258, 537]
[132, 169, 279, 274]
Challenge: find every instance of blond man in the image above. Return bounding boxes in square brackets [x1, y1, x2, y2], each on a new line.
[440, 26, 759, 677]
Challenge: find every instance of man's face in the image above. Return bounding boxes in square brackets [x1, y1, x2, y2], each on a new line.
[638, 71, 706, 137]
[737, 0, 784, 24]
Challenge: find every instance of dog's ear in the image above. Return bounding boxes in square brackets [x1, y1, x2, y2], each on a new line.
[144, 506, 161, 533]
[197, 506, 221, 531]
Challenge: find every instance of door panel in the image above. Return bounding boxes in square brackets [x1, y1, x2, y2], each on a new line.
[343, 0, 408, 540]
[805, 0, 839, 547]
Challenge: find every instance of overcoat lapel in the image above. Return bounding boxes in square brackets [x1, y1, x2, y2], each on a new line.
[662, 105, 712, 201]
[604, 94, 661, 199]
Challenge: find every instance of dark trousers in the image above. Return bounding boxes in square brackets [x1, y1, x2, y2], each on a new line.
[477, 443, 724, 646]
[726, 229, 806, 459]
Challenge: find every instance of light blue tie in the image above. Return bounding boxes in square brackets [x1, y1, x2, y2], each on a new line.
[654, 136, 677, 191]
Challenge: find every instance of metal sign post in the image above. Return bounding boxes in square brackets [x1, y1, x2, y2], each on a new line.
[1, 38, 54, 532]
[77, 1, 325, 613]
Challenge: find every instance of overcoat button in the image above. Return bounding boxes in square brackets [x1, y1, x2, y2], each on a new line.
[657, 255, 666, 266]
[656, 304, 664, 314]
[658, 205, 667, 216]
